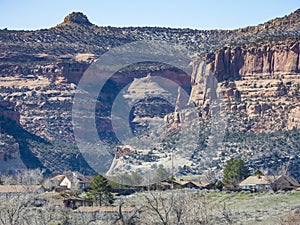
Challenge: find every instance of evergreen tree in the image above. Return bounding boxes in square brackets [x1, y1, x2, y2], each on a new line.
[254, 169, 264, 177]
[222, 158, 249, 188]
[88, 174, 114, 206]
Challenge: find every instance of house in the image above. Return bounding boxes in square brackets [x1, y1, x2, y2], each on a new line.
[169, 180, 212, 190]
[76, 175, 93, 190]
[50, 175, 72, 190]
[239, 175, 272, 192]
[271, 175, 300, 191]
[50, 173, 94, 191]
[141, 180, 213, 191]
[188, 181, 213, 190]
[63, 197, 93, 210]
[239, 175, 300, 192]
[159, 182, 173, 190]
[141, 182, 172, 191]
[170, 180, 190, 189]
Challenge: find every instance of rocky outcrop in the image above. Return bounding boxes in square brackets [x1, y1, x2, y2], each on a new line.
[61, 12, 93, 26]
[190, 39, 300, 132]
[115, 146, 131, 159]
[210, 40, 300, 82]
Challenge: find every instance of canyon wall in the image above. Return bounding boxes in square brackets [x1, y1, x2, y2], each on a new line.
[190, 40, 300, 132]
[212, 41, 300, 81]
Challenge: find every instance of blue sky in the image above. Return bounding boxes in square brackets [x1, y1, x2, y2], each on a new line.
[0, 0, 299, 30]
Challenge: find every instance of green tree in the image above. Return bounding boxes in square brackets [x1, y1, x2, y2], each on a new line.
[222, 158, 249, 188]
[254, 169, 264, 177]
[88, 174, 114, 206]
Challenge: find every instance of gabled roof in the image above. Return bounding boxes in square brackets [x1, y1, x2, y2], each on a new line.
[239, 176, 271, 186]
[189, 181, 211, 187]
[160, 182, 172, 186]
[240, 175, 300, 187]
[50, 175, 67, 183]
[274, 175, 300, 187]
[51, 174, 93, 184]
[171, 180, 190, 186]
[0, 185, 43, 193]
[77, 175, 93, 184]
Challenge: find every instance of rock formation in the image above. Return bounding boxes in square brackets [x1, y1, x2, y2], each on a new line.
[0, 10, 300, 175]
[61, 12, 93, 26]
[189, 39, 300, 133]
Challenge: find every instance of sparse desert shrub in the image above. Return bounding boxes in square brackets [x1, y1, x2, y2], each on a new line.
[280, 210, 300, 225]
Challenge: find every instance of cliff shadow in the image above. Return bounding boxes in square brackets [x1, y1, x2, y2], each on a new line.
[0, 116, 50, 173]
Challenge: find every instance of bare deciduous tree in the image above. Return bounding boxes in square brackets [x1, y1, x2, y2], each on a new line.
[202, 169, 218, 185]
[3, 169, 45, 185]
[139, 190, 225, 225]
[0, 192, 73, 225]
[0, 193, 31, 225]
[113, 201, 143, 225]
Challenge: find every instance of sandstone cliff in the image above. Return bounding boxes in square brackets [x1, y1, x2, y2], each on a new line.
[190, 38, 300, 133]
[212, 39, 300, 81]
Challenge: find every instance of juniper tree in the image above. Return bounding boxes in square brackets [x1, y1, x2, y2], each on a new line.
[88, 174, 114, 206]
[222, 158, 249, 188]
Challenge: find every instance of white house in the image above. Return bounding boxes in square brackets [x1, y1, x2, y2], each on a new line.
[51, 175, 72, 189]
[239, 175, 300, 192]
[239, 175, 272, 192]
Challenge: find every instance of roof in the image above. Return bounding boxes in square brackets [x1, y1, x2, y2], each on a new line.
[51, 174, 93, 184]
[170, 180, 211, 187]
[77, 175, 93, 184]
[0, 185, 43, 193]
[274, 175, 300, 187]
[50, 175, 66, 182]
[239, 176, 272, 186]
[189, 181, 211, 187]
[160, 182, 172, 186]
[172, 180, 190, 186]
[74, 206, 133, 213]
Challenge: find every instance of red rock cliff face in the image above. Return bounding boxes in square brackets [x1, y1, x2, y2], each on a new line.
[212, 41, 300, 81]
[190, 40, 300, 132]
